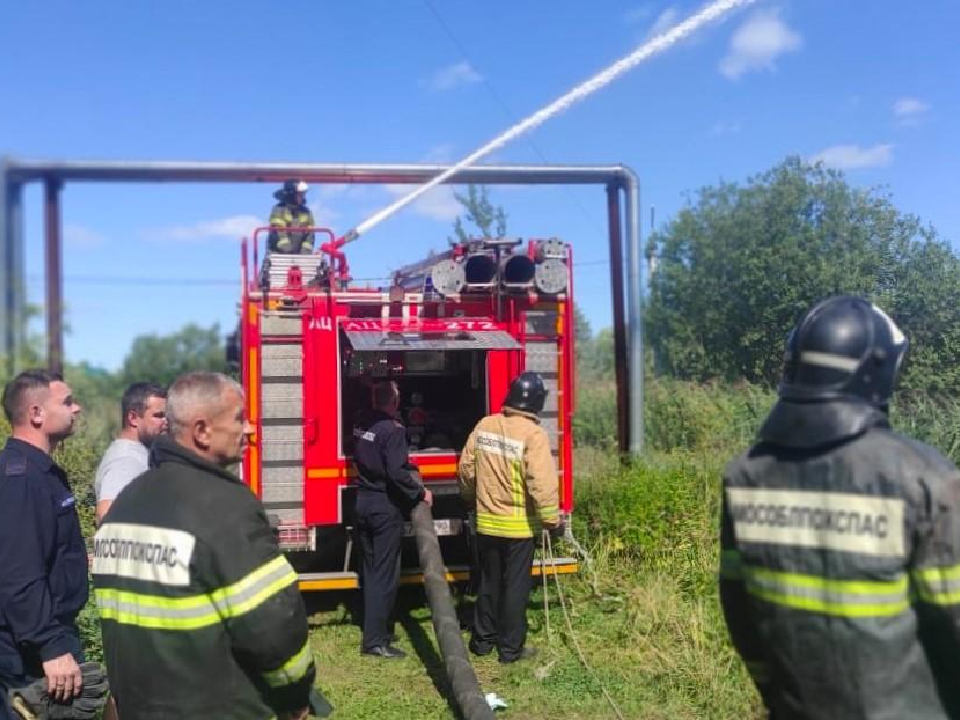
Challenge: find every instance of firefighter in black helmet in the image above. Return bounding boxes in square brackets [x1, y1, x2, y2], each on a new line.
[268, 179, 315, 254]
[459, 372, 560, 663]
[720, 295, 960, 719]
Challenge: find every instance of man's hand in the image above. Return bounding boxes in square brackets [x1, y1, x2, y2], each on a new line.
[43, 652, 82, 701]
[422, 489, 434, 508]
[279, 707, 310, 720]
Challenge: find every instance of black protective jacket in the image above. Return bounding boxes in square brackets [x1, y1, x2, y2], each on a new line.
[92, 437, 314, 719]
[353, 410, 425, 509]
[721, 399, 960, 719]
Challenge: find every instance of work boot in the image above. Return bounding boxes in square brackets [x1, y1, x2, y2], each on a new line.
[468, 638, 494, 657]
[362, 645, 407, 659]
[499, 646, 537, 664]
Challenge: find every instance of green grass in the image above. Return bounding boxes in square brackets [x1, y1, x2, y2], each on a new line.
[300, 448, 764, 719]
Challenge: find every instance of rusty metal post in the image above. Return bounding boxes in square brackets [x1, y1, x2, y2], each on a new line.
[1, 170, 27, 374]
[44, 179, 63, 375]
[606, 183, 629, 456]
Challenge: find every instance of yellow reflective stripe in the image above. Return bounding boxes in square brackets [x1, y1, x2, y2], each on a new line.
[719, 550, 742, 580]
[477, 512, 539, 538]
[95, 588, 221, 630]
[263, 640, 313, 688]
[95, 556, 298, 631]
[913, 564, 960, 605]
[914, 564, 960, 582]
[511, 460, 524, 516]
[538, 504, 559, 523]
[744, 567, 909, 618]
[747, 586, 909, 618]
[211, 555, 298, 619]
[749, 568, 908, 596]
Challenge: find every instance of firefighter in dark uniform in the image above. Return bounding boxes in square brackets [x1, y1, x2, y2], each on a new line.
[0, 371, 86, 720]
[721, 295, 960, 720]
[269, 179, 315, 254]
[92, 372, 316, 720]
[353, 381, 433, 659]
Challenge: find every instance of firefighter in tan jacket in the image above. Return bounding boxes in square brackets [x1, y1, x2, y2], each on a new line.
[459, 372, 560, 663]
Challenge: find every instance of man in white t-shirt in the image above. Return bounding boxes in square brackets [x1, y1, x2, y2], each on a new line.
[94, 382, 167, 525]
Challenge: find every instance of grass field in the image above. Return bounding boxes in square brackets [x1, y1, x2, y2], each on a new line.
[299, 446, 762, 719]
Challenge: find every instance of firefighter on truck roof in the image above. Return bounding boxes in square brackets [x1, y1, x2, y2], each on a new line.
[269, 179, 315, 255]
[92, 372, 315, 720]
[720, 295, 960, 719]
[459, 371, 561, 664]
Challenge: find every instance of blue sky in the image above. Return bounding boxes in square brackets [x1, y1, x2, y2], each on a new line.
[1, 1, 956, 369]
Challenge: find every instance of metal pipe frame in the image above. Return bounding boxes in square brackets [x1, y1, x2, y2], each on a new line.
[0, 157, 644, 455]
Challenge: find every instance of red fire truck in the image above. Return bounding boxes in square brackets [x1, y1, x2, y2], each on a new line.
[237, 228, 578, 590]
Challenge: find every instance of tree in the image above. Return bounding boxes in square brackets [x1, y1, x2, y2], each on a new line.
[449, 185, 508, 244]
[119, 323, 229, 388]
[646, 156, 960, 394]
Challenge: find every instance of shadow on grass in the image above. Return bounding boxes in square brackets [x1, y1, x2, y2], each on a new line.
[397, 590, 465, 720]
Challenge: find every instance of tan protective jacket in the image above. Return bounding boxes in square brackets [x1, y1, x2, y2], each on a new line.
[459, 408, 560, 538]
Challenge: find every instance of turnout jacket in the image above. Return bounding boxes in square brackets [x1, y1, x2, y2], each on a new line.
[268, 202, 315, 254]
[720, 399, 960, 720]
[92, 437, 314, 720]
[459, 408, 559, 538]
[352, 410, 425, 509]
[0, 439, 87, 672]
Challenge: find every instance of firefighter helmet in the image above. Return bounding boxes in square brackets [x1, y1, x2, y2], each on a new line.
[778, 295, 908, 406]
[275, 179, 309, 202]
[504, 372, 547, 414]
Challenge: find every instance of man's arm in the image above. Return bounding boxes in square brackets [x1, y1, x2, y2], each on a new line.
[382, 425, 427, 506]
[95, 456, 145, 525]
[458, 428, 478, 504]
[0, 475, 82, 699]
[269, 206, 292, 252]
[910, 469, 960, 687]
[301, 210, 316, 253]
[523, 429, 559, 528]
[718, 485, 773, 707]
[206, 503, 315, 716]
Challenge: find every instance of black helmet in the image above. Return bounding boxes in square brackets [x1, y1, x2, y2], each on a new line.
[275, 179, 309, 202]
[504, 372, 547, 414]
[779, 295, 908, 406]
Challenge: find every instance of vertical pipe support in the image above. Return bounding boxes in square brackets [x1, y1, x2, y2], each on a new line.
[606, 183, 629, 456]
[44, 179, 64, 375]
[1, 164, 26, 375]
[621, 168, 644, 456]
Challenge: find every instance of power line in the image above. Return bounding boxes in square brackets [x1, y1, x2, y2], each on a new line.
[421, 0, 605, 234]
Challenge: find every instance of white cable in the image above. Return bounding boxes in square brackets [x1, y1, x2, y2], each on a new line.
[347, 0, 757, 241]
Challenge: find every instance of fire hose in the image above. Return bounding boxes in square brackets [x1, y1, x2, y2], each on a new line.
[410, 502, 495, 720]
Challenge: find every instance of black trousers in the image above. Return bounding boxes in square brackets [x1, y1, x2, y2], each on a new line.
[471, 534, 536, 662]
[355, 491, 404, 651]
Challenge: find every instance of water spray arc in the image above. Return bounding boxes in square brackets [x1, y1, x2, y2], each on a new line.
[343, 0, 757, 242]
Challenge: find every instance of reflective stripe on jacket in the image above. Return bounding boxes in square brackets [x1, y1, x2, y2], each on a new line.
[459, 408, 559, 538]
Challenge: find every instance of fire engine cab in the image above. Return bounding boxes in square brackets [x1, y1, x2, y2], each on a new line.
[237, 228, 578, 590]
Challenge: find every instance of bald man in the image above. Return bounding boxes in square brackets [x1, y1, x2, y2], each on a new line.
[92, 372, 316, 720]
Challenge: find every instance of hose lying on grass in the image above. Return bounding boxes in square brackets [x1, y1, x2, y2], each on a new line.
[410, 502, 495, 720]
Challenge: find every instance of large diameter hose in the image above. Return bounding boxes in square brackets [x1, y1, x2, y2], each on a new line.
[410, 503, 495, 720]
